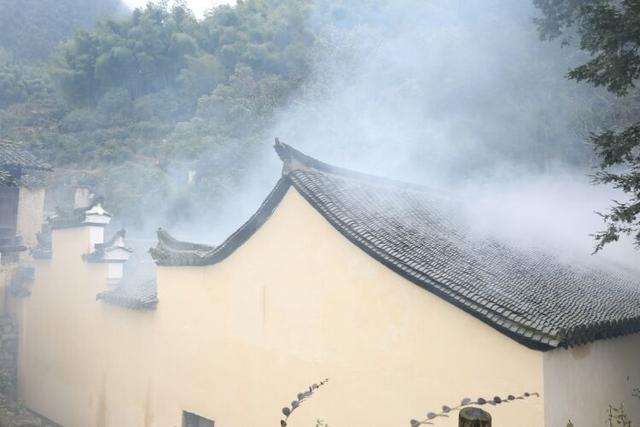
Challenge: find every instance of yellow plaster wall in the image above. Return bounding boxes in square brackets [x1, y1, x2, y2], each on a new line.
[17, 227, 156, 426]
[17, 188, 544, 427]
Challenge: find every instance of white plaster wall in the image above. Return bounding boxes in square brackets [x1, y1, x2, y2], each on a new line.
[544, 333, 640, 426]
[88, 226, 104, 250]
[16, 187, 45, 248]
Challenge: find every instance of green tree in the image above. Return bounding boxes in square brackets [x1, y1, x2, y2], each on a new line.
[52, 2, 201, 105]
[0, 0, 126, 62]
[535, 0, 640, 251]
[7, 0, 318, 226]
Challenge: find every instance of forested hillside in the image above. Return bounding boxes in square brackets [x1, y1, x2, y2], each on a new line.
[0, 0, 625, 233]
[0, 0, 316, 225]
[0, 0, 126, 62]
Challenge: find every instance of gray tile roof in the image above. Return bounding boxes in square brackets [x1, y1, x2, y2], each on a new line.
[150, 141, 640, 350]
[96, 279, 157, 310]
[0, 140, 50, 171]
[148, 228, 215, 265]
[0, 168, 46, 187]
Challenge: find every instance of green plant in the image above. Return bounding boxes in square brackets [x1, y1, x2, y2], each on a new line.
[280, 378, 329, 427]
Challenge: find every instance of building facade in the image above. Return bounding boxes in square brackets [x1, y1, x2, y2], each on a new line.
[10, 142, 640, 427]
[0, 140, 49, 315]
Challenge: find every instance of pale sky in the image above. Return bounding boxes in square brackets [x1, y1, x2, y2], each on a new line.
[123, 0, 235, 18]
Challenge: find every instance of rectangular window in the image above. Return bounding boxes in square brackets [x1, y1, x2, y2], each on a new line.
[0, 185, 19, 243]
[182, 411, 214, 427]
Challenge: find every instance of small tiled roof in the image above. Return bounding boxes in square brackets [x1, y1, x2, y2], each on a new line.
[0, 140, 50, 171]
[150, 140, 640, 350]
[149, 228, 216, 266]
[96, 279, 157, 310]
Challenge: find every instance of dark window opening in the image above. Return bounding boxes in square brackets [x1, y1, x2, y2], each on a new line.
[0, 185, 19, 244]
[182, 411, 214, 427]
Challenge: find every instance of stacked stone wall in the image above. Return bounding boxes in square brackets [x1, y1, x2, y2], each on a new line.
[0, 316, 17, 397]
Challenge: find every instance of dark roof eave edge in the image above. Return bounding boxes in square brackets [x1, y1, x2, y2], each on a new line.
[151, 176, 293, 267]
[96, 297, 158, 311]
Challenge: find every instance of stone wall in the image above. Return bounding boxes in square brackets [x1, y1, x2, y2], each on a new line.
[0, 316, 17, 397]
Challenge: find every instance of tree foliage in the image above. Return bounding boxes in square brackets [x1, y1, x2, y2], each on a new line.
[52, 0, 312, 107]
[0, 54, 53, 107]
[0, 0, 315, 225]
[535, 0, 640, 250]
[0, 0, 126, 62]
[1, 0, 627, 231]
[53, 3, 200, 104]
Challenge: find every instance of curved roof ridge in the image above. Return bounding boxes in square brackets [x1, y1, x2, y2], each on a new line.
[157, 228, 215, 252]
[274, 138, 438, 194]
[150, 176, 291, 266]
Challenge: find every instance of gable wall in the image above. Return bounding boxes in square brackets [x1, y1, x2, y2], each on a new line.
[16, 188, 544, 427]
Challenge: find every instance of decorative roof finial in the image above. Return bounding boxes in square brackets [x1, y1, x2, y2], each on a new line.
[273, 137, 321, 175]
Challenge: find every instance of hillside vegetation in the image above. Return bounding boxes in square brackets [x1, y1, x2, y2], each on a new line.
[0, 0, 126, 62]
[0, 0, 632, 235]
[1, 0, 316, 224]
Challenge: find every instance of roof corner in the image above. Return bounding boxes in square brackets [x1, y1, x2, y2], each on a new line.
[273, 138, 331, 175]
